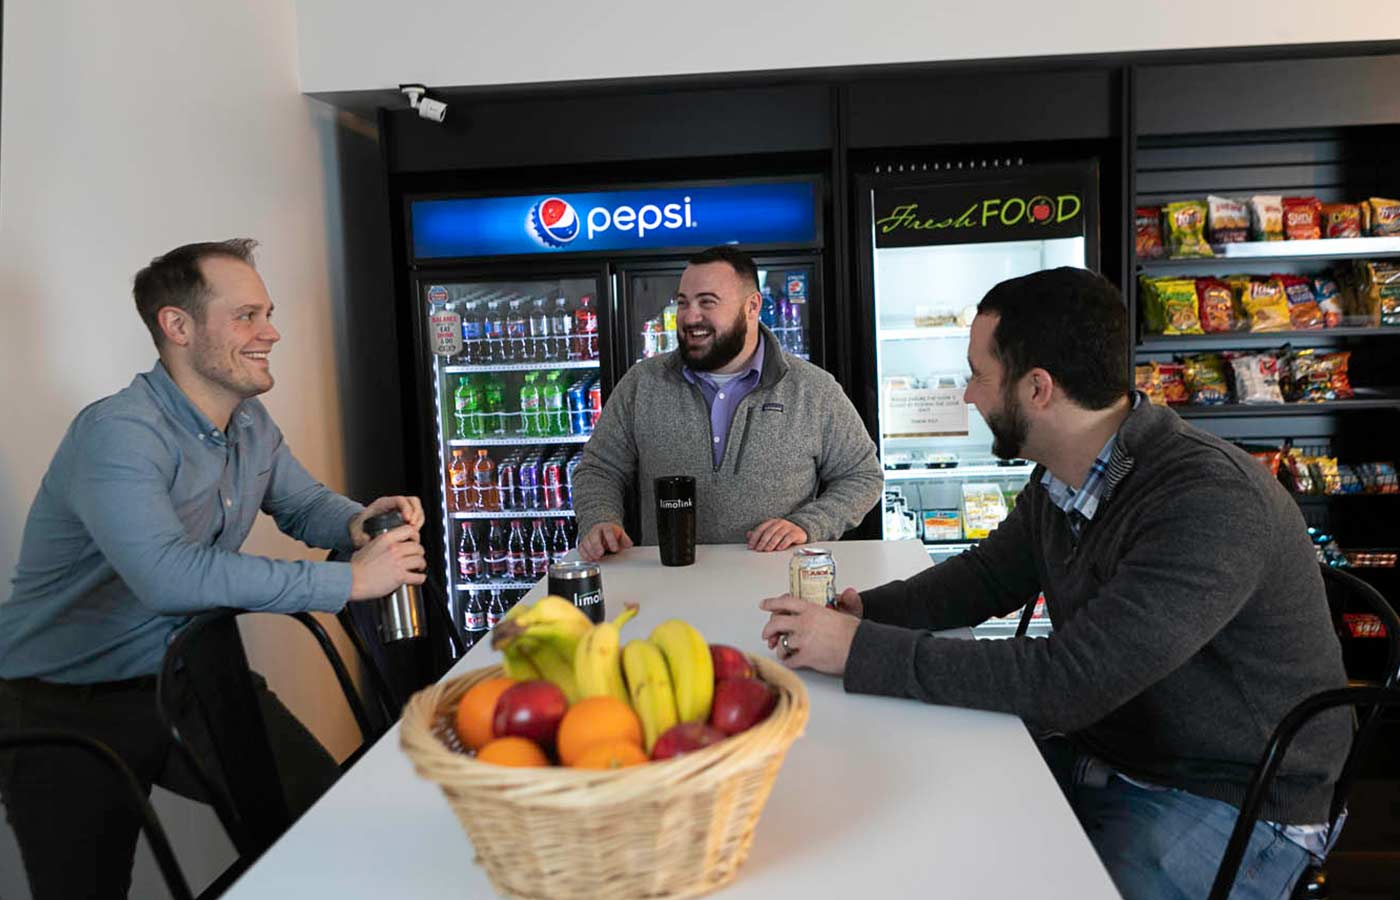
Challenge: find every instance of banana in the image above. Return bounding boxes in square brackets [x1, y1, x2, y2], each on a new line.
[501, 642, 542, 681]
[621, 639, 678, 753]
[575, 603, 640, 704]
[491, 595, 592, 701]
[649, 619, 714, 724]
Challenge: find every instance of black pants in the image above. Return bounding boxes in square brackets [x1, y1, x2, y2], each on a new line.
[0, 673, 340, 900]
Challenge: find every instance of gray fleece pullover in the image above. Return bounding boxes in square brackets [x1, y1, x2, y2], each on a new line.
[572, 325, 883, 545]
[845, 400, 1351, 825]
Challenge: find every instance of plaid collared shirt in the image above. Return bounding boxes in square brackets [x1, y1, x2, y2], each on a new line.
[1039, 397, 1139, 540]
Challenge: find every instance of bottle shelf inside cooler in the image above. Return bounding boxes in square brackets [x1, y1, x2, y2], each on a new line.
[884, 462, 1037, 481]
[451, 509, 576, 519]
[444, 360, 601, 374]
[449, 435, 590, 447]
[455, 581, 541, 591]
[879, 326, 972, 342]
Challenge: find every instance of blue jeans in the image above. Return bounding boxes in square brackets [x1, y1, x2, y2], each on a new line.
[1037, 737, 1313, 900]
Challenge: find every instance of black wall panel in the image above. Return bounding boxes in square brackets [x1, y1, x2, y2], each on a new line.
[846, 70, 1116, 148]
[1138, 54, 1400, 135]
[387, 85, 833, 174]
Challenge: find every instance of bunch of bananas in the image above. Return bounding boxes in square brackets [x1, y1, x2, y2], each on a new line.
[492, 597, 716, 755]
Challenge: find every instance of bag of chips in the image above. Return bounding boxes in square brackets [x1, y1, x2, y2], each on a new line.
[1362, 262, 1400, 326]
[1247, 448, 1284, 478]
[1141, 277, 1204, 335]
[1182, 352, 1230, 405]
[1283, 197, 1322, 241]
[1313, 276, 1345, 328]
[1207, 195, 1250, 245]
[1321, 203, 1362, 239]
[1366, 197, 1400, 237]
[1195, 278, 1241, 333]
[1310, 457, 1342, 495]
[1135, 363, 1165, 406]
[1250, 195, 1284, 241]
[1288, 349, 1354, 402]
[1285, 449, 1317, 494]
[1135, 206, 1165, 259]
[1163, 200, 1214, 258]
[1240, 278, 1292, 332]
[1336, 464, 1365, 494]
[1157, 361, 1189, 405]
[1228, 351, 1284, 404]
[1278, 275, 1324, 330]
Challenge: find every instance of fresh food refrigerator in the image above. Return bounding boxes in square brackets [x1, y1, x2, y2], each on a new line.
[403, 177, 826, 647]
[855, 161, 1100, 636]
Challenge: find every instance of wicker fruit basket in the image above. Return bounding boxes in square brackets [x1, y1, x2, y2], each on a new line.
[400, 655, 809, 900]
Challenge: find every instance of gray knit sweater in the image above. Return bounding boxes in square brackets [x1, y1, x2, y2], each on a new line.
[845, 400, 1350, 825]
[573, 326, 883, 545]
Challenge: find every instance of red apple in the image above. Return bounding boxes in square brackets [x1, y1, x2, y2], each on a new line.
[710, 644, 755, 682]
[492, 680, 567, 747]
[651, 721, 727, 761]
[709, 677, 777, 736]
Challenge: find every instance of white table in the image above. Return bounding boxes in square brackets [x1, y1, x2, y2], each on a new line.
[224, 540, 1120, 899]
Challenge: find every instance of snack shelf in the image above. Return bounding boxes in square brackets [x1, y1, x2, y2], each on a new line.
[1136, 236, 1400, 269]
[444, 360, 600, 374]
[448, 436, 590, 447]
[1138, 327, 1400, 352]
[451, 510, 575, 519]
[1173, 393, 1400, 418]
[885, 463, 1037, 481]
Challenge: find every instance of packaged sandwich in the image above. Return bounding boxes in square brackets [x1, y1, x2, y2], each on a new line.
[1135, 206, 1165, 259]
[1207, 195, 1250, 244]
[1278, 275, 1324, 330]
[1283, 197, 1322, 241]
[1322, 203, 1362, 239]
[1250, 195, 1285, 241]
[1227, 351, 1284, 404]
[961, 484, 1009, 540]
[1163, 200, 1214, 258]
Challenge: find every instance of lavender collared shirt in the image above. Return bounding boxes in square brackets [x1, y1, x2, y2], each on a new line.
[681, 336, 766, 468]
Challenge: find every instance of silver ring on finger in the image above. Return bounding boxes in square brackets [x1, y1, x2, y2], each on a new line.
[781, 633, 792, 654]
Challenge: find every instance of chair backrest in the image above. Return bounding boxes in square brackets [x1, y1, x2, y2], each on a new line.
[0, 729, 194, 900]
[1208, 565, 1400, 900]
[157, 609, 378, 859]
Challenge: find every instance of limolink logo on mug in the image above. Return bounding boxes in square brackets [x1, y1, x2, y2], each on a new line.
[658, 498, 694, 510]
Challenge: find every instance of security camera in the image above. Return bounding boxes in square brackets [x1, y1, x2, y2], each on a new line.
[400, 84, 447, 123]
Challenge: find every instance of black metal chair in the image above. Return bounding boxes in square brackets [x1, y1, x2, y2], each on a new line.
[1208, 565, 1400, 900]
[0, 729, 194, 900]
[157, 609, 380, 862]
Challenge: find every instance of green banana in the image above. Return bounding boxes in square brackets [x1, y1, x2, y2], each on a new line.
[501, 641, 542, 681]
[492, 595, 592, 701]
[575, 603, 640, 704]
[649, 619, 714, 723]
[621, 639, 678, 753]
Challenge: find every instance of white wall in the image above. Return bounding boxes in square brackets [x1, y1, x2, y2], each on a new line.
[293, 0, 1400, 93]
[1, 2, 367, 897]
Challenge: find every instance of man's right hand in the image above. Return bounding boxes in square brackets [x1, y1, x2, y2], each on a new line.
[578, 522, 634, 562]
[833, 587, 864, 618]
[349, 524, 427, 601]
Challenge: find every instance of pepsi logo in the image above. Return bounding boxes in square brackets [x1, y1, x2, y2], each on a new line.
[528, 197, 580, 248]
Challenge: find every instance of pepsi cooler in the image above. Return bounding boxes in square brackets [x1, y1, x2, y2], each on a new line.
[401, 177, 827, 644]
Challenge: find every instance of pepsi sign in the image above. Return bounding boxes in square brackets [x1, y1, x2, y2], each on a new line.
[411, 181, 818, 259]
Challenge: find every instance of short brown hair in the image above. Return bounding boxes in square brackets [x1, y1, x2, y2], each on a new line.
[686, 245, 760, 294]
[133, 239, 259, 348]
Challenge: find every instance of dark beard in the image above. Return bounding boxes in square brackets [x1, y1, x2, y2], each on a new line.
[984, 390, 1028, 461]
[681, 314, 749, 372]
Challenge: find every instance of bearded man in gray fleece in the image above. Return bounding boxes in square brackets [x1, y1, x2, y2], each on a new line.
[760, 267, 1350, 900]
[573, 245, 882, 560]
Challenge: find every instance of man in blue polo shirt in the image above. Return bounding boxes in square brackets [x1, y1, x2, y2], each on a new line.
[0, 239, 427, 899]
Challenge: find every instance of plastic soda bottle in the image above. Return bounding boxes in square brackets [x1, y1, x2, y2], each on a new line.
[473, 449, 498, 511]
[519, 372, 541, 437]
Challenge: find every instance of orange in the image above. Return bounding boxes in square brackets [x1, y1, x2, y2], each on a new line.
[556, 697, 644, 767]
[475, 736, 550, 767]
[571, 739, 649, 770]
[454, 677, 516, 751]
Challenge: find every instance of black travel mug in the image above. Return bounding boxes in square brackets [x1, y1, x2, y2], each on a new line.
[654, 475, 696, 567]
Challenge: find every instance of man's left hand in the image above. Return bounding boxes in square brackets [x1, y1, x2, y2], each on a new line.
[759, 594, 860, 675]
[350, 496, 425, 549]
[746, 518, 807, 553]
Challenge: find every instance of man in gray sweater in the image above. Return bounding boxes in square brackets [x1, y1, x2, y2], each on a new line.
[574, 246, 882, 560]
[760, 268, 1350, 900]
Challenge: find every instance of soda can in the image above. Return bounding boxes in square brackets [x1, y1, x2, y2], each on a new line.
[789, 548, 836, 608]
[564, 451, 581, 506]
[496, 457, 518, 511]
[587, 378, 603, 428]
[548, 561, 604, 624]
[518, 456, 540, 510]
[541, 459, 564, 509]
